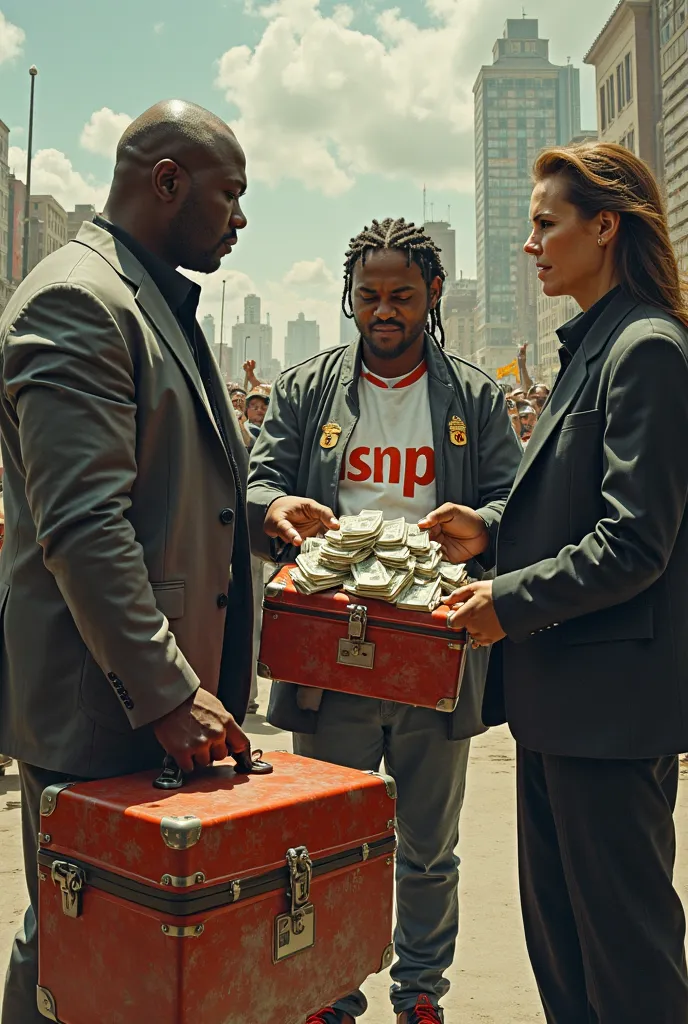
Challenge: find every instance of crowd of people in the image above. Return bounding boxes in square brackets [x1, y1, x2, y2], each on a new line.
[1, 97, 688, 1024]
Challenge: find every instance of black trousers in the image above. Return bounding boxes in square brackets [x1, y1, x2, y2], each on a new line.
[2, 763, 81, 1024]
[517, 746, 688, 1024]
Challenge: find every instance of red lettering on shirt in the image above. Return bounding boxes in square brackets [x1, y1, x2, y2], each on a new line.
[347, 447, 372, 482]
[373, 447, 401, 484]
[403, 446, 435, 498]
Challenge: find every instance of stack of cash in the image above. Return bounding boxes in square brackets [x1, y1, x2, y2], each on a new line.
[288, 510, 470, 612]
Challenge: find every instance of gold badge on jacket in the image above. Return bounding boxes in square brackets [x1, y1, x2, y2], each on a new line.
[320, 423, 342, 449]
[449, 416, 467, 447]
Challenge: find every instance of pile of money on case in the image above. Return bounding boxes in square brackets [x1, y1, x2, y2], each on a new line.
[290, 509, 468, 613]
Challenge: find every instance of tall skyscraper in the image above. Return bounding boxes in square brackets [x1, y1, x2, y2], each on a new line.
[473, 19, 582, 378]
[423, 219, 457, 283]
[285, 312, 320, 368]
[231, 293, 273, 379]
[7, 175, 25, 284]
[202, 314, 216, 346]
[659, 0, 688, 272]
[584, 1, 662, 173]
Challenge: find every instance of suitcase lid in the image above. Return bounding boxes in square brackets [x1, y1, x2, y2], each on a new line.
[264, 565, 466, 637]
[39, 752, 395, 891]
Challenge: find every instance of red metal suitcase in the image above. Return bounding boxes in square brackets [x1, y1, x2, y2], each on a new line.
[36, 751, 396, 1024]
[260, 565, 468, 712]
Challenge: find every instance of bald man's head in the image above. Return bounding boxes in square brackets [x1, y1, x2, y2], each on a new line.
[105, 100, 247, 274]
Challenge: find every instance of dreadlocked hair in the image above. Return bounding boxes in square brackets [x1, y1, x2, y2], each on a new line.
[342, 217, 447, 348]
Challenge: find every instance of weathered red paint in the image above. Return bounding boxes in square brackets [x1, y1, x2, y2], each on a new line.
[38, 752, 395, 1024]
[260, 565, 467, 709]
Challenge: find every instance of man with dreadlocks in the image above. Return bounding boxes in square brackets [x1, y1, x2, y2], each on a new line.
[248, 217, 521, 1024]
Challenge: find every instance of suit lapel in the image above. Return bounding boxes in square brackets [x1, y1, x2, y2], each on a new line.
[134, 275, 229, 457]
[509, 290, 637, 498]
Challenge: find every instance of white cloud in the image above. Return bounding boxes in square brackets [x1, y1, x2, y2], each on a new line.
[282, 257, 338, 294]
[0, 10, 24, 63]
[215, 0, 480, 196]
[9, 146, 109, 212]
[80, 107, 133, 160]
[154, 21, 165, 34]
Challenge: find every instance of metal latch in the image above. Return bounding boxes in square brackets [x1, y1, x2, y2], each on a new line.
[50, 861, 86, 919]
[273, 846, 316, 962]
[337, 604, 376, 670]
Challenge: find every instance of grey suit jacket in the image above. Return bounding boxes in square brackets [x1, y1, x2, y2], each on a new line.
[486, 290, 688, 758]
[0, 223, 253, 777]
[247, 336, 522, 740]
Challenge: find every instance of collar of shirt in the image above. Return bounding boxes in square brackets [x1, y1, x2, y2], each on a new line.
[93, 215, 201, 337]
[555, 285, 621, 371]
[360, 360, 427, 390]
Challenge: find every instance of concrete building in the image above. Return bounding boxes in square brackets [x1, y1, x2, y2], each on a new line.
[27, 195, 67, 272]
[67, 204, 96, 241]
[442, 276, 477, 360]
[473, 19, 582, 379]
[0, 121, 9, 288]
[584, 1, 662, 172]
[285, 312, 320, 368]
[660, 0, 688, 271]
[7, 175, 25, 284]
[230, 293, 273, 379]
[340, 308, 359, 346]
[202, 314, 216, 346]
[423, 219, 457, 284]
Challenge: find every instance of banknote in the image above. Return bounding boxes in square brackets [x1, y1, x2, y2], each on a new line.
[300, 536, 325, 555]
[375, 545, 411, 568]
[351, 555, 391, 589]
[296, 550, 348, 583]
[397, 578, 442, 612]
[376, 518, 408, 547]
[339, 510, 384, 540]
[406, 524, 431, 553]
[439, 561, 468, 585]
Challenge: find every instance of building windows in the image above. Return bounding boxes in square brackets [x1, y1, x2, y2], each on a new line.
[600, 84, 607, 130]
[607, 75, 616, 121]
[624, 52, 633, 100]
[616, 63, 626, 109]
[620, 128, 636, 153]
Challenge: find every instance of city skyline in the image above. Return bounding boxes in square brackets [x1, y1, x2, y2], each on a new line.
[0, 0, 614, 359]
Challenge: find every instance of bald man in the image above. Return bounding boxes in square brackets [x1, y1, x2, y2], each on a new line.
[0, 101, 253, 1023]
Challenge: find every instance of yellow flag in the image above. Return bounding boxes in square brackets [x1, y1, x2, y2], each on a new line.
[496, 359, 520, 383]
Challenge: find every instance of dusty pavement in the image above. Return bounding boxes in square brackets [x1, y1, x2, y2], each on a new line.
[2, 684, 688, 1022]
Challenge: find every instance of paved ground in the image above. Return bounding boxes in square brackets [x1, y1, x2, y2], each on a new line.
[2, 682, 688, 1022]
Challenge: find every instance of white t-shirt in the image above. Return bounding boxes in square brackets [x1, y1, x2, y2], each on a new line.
[338, 360, 437, 522]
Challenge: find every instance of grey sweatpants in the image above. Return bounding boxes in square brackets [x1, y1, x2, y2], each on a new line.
[293, 690, 471, 1017]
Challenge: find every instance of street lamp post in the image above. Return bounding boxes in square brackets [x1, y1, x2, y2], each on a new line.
[218, 278, 226, 372]
[22, 65, 38, 281]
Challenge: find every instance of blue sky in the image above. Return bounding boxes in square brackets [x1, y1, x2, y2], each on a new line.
[0, 0, 617, 357]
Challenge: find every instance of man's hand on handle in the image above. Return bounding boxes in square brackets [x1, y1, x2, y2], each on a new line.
[443, 580, 506, 646]
[418, 503, 489, 563]
[264, 495, 339, 547]
[153, 688, 250, 774]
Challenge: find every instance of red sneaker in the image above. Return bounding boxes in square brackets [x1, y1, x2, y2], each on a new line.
[305, 1011, 354, 1024]
[397, 994, 445, 1023]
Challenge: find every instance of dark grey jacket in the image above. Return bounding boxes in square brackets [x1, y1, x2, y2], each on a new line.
[486, 291, 688, 758]
[247, 336, 522, 740]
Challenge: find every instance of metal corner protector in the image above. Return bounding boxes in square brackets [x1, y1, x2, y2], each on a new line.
[378, 942, 394, 973]
[160, 815, 203, 851]
[40, 782, 75, 817]
[365, 771, 397, 801]
[436, 697, 459, 713]
[37, 986, 59, 1021]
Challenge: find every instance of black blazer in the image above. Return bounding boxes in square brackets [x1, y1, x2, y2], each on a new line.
[486, 290, 688, 758]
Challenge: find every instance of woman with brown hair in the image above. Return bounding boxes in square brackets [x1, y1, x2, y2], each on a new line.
[428, 142, 688, 1022]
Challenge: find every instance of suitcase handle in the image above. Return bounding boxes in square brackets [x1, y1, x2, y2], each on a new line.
[153, 748, 274, 790]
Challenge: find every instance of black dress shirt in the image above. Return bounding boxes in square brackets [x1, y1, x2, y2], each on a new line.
[555, 285, 621, 377]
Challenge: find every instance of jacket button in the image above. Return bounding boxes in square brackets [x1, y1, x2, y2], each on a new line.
[220, 508, 234, 525]
[217, 593, 228, 609]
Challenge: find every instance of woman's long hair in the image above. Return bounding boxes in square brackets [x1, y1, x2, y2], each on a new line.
[533, 143, 688, 328]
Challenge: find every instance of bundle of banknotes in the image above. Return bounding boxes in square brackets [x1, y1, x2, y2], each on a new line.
[289, 509, 468, 612]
